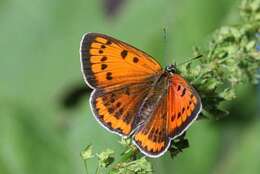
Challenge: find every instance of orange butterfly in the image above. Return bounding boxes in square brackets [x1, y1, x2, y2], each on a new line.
[80, 33, 202, 158]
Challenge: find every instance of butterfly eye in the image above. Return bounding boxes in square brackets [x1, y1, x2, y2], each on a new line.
[165, 64, 176, 73]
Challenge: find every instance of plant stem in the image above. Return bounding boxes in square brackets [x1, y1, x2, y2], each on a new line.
[83, 160, 89, 174]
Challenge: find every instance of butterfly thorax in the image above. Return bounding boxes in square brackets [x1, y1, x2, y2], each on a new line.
[136, 72, 170, 124]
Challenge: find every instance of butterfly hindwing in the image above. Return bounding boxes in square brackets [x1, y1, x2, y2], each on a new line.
[133, 75, 170, 157]
[166, 74, 202, 139]
[133, 96, 169, 157]
[80, 33, 162, 90]
[91, 82, 153, 136]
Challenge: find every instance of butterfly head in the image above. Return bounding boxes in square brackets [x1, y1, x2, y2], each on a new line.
[165, 64, 178, 74]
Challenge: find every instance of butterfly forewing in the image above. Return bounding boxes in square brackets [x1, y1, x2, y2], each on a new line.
[80, 33, 162, 90]
[166, 74, 202, 138]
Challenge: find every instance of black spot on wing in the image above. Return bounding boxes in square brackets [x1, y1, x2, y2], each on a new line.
[106, 40, 112, 45]
[182, 107, 185, 114]
[106, 72, 113, 80]
[133, 57, 139, 63]
[108, 107, 114, 114]
[101, 64, 107, 70]
[181, 88, 186, 97]
[101, 56, 107, 61]
[121, 50, 128, 59]
[171, 115, 175, 122]
[116, 102, 121, 107]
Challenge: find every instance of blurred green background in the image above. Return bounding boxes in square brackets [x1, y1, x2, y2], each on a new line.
[0, 0, 259, 173]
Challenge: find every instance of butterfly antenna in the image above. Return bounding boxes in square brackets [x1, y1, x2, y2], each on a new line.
[163, 27, 168, 64]
[177, 54, 203, 66]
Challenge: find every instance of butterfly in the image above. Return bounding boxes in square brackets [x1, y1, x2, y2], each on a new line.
[80, 33, 202, 158]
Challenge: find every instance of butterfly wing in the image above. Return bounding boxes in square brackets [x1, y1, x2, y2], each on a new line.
[133, 74, 170, 157]
[91, 82, 153, 136]
[133, 73, 202, 157]
[80, 33, 163, 136]
[133, 95, 169, 157]
[80, 33, 162, 90]
[167, 74, 202, 139]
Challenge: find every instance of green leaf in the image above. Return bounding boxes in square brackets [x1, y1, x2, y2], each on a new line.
[81, 145, 94, 160]
[96, 149, 115, 168]
[111, 157, 152, 174]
